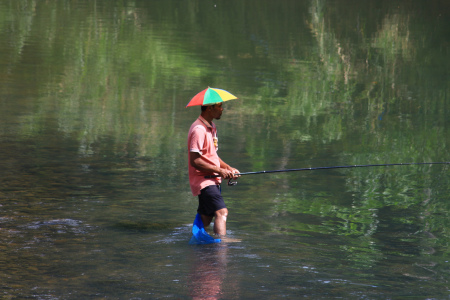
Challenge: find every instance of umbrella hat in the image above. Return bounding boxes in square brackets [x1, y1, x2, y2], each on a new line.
[186, 87, 238, 107]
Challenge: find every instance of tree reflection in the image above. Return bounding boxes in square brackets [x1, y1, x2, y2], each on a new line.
[0, 0, 449, 296]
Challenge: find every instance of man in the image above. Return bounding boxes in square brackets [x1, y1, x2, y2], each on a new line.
[187, 103, 239, 236]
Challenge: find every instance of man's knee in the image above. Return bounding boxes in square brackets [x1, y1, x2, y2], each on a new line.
[215, 208, 228, 221]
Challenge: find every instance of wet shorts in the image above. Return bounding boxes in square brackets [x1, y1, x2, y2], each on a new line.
[197, 185, 226, 217]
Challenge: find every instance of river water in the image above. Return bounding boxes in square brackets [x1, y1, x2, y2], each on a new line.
[1, 0, 449, 299]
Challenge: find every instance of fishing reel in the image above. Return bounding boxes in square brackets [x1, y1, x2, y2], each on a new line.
[228, 178, 238, 186]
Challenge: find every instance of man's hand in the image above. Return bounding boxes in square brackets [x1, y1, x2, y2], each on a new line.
[219, 167, 240, 179]
[231, 168, 240, 179]
[218, 168, 233, 179]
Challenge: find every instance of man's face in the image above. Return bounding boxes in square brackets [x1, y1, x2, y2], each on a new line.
[211, 103, 223, 120]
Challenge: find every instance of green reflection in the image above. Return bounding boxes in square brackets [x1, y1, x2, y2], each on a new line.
[0, 0, 449, 298]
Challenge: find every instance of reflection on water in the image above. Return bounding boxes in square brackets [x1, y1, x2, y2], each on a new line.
[189, 245, 231, 300]
[0, 0, 449, 298]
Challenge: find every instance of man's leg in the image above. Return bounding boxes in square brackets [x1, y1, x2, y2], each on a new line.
[200, 214, 213, 228]
[213, 208, 228, 236]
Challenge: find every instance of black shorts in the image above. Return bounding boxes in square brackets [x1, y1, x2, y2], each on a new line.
[197, 185, 226, 217]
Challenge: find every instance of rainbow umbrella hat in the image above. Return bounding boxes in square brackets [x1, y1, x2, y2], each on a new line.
[186, 87, 238, 107]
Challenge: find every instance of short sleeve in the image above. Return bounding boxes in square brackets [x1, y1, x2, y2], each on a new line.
[189, 125, 205, 155]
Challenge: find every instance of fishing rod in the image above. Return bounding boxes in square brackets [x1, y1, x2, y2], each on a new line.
[206, 162, 450, 185]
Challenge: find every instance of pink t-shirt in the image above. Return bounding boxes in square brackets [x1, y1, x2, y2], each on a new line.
[188, 116, 221, 196]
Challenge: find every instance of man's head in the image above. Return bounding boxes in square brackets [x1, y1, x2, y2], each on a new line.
[201, 103, 223, 121]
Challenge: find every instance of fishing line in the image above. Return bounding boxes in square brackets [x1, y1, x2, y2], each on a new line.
[205, 162, 450, 186]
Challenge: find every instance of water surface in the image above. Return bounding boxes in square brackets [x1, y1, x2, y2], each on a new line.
[1, 0, 449, 298]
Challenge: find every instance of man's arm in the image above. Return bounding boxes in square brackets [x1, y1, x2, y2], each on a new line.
[190, 152, 238, 179]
